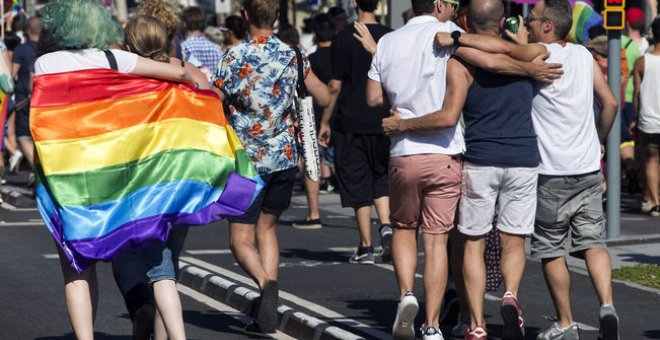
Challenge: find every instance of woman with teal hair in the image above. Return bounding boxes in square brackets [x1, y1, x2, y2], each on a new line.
[35, 1, 192, 339]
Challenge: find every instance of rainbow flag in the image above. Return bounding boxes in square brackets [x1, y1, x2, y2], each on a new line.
[569, 1, 603, 44]
[30, 69, 262, 272]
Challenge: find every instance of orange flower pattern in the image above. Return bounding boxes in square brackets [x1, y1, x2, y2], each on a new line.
[213, 36, 310, 175]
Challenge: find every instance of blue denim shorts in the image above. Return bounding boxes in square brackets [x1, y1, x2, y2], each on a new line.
[143, 227, 189, 284]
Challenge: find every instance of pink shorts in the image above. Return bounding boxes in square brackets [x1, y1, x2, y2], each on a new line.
[389, 154, 462, 234]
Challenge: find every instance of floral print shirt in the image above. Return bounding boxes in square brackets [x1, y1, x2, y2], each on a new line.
[213, 35, 310, 176]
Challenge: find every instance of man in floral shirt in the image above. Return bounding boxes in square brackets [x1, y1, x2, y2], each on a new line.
[212, 0, 329, 333]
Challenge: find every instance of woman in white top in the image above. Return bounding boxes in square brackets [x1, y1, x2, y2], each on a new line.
[36, 1, 193, 340]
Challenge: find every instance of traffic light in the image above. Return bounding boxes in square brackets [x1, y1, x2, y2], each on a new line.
[603, 0, 625, 30]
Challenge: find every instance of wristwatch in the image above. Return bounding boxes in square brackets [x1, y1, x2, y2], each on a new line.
[451, 30, 461, 46]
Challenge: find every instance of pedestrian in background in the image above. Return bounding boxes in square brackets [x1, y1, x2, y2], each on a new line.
[318, 0, 394, 265]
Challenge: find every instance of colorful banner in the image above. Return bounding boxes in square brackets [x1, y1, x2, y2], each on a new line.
[569, 1, 603, 44]
[30, 69, 262, 272]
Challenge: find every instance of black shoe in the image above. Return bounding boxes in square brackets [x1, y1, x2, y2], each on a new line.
[292, 218, 322, 229]
[651, 206, 660, 217]
[379, 224, 393, 263]
[256, 280, 279, 333]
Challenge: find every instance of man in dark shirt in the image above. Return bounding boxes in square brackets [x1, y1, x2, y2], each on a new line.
[318, 0, 393, 264]
[12, 16, 40, 172]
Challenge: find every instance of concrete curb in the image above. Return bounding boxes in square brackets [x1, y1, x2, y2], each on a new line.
[604, 233, 660, 246]
[178, 261, 366, 340]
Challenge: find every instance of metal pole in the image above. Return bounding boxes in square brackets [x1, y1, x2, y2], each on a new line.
[522, 3, 529, 17]
[115, 0, 128, 23]
[606, 29, 621, 239]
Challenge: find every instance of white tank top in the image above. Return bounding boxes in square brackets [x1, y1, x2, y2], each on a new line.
[532, 43, 601, 176]
[639, 54, 660, 134]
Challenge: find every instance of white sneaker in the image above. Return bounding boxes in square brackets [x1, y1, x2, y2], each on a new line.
[8, 150, 23, 173]
[421, 325, 444, 340]
[537, 322, 579, 340]
[392, 292, 419, 340]
[641, 200, 654, 214]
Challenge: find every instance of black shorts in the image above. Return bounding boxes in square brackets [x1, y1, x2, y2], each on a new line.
[227, 167, 296, 224]
[333, 130, 389, 208]
[639, 131, 660, 149]
[15, 105, 31, 138]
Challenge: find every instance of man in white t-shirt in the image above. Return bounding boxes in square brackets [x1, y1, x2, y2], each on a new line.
[526, 1, 619, 339]
[366, 0, 462, 338]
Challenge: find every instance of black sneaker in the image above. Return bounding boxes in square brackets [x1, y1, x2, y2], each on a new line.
[256, 281, 279, 333]
[379, 224, 393, 263]
[349, 245, 375, 264]
[651, 206, 660, 217]
[292, 218, 322, 229]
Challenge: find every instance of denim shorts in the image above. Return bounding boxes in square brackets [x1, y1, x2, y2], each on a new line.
[142, 227, 189, 284]
[531, 171, 607, 259]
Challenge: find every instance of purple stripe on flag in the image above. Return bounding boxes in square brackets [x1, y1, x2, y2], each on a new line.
[52, 172, 259, 272]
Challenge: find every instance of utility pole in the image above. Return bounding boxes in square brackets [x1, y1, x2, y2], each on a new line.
[603, 0, 625, 239]
[387, 0, 406, 29]
[115, 0, 128, 23]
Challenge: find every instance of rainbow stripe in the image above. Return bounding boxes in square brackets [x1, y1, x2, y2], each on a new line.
[569, 1, 603, 44]
[31, 69, 261, 272]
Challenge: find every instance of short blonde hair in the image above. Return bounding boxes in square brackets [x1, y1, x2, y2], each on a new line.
[137, 0, 180, 41]
[124, 16, 170, 63]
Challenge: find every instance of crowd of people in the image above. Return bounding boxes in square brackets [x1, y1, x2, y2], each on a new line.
[7, 0, 660, 339]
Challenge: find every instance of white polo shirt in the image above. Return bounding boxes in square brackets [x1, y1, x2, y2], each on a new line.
[368, 15, 465, 157]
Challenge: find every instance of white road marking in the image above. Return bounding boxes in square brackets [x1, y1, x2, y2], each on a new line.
[180, 256, 391, 339]
[620, 216, 647, 221]
[0, 202, 38, 212]
[328, 247, 502, 301]
[186, 249, 233, 255]
[177, 285, 296, 340]
[0, 221, 44, 226]
[42, 254, 59, 259]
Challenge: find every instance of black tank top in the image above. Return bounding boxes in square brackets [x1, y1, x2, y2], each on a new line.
[462, 69, 539, 167]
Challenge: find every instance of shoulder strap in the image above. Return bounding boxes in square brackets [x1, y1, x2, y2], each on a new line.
[293, 47, 309, 97]
[624, 39, 633, 49]
[103, 50, 118, 71]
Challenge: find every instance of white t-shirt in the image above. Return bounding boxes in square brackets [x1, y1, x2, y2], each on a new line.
[34, 49, 138, 76]
[639, 54, 660, 133]
[368, 16, 465, 157]
[532, 43, 601, 176]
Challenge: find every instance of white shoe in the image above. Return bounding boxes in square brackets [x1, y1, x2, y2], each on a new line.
[392, 292, 419, 340]
[421, 325, 444, 340]
[8, 150, 23, 173]
[641, 200, 654, 214]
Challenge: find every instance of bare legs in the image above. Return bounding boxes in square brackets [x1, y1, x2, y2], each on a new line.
[229, 211, 281, 288]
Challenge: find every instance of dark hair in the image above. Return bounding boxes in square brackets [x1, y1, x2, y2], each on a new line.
[11, 13, 27, 33]
[653, 16, 660, 42]
[182, 6, 206, 32]
[276, 24, 299, 47]
[588, 25, 606, 40]
[356, 0, 379, 13]
[4, 31, 21, 51]
[27, 16, 42, 37]
[243, 0, 280, 29]
[312, 13, 336, 43]
[412, 0, 435, 16]
[225, 15, 248, 40]
[36, 29, 61, 57]
[542, 0, 572, 40]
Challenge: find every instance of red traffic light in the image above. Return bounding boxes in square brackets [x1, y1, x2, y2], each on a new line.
[604, 0, 625, 8]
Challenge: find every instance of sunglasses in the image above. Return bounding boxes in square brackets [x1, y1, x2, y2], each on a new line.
[435, 0, 459, 12]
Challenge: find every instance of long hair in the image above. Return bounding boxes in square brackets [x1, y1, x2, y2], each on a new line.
[41, 0, 123, 50]
[124, 16, 170, 63]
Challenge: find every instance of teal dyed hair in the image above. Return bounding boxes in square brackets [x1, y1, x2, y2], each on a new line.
[41, 0, 123, 49]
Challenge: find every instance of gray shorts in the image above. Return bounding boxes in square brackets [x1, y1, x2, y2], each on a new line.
[531, 171, 607, 259]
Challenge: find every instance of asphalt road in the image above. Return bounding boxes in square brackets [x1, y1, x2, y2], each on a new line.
[1, 187, 659, 339]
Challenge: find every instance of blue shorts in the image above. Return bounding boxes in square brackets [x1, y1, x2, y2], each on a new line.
[143, 227, 189, 284]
